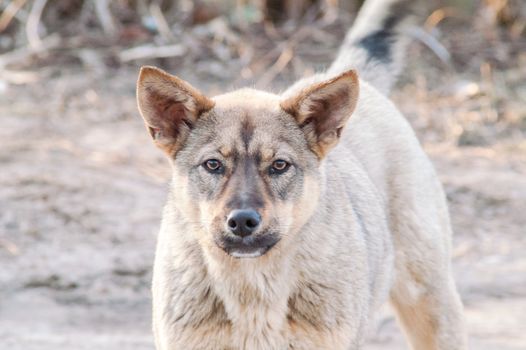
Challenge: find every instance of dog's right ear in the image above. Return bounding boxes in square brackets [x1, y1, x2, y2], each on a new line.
[136, 66, 215, 156]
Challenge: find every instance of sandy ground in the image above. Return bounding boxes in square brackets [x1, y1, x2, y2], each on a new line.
[1, 64, 525, 350]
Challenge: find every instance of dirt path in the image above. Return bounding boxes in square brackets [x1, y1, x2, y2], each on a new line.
[1, 68, 525, 349]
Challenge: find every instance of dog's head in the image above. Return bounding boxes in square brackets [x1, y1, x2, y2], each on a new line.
[137, 67, 358, 259]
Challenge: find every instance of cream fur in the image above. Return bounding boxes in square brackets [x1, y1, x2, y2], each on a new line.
[139, 1, 468, 349]
[148, 79, 467, 350]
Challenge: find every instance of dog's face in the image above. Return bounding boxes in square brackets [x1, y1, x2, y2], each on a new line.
[137, 67, 358, 259]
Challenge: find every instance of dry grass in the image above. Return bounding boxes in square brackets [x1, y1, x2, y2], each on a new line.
[1, 0, 524, 147]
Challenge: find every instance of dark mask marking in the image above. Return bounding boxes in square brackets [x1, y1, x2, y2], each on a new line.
[240, 118, 254, 151]
[226, 157, 264, 210]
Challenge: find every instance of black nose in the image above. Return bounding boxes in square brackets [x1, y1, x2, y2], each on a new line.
[226, 209, 261, 237]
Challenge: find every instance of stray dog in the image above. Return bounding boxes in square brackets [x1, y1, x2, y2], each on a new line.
[136, 0, 468, 348]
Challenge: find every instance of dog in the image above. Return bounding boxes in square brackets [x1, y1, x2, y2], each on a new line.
[136, 0, 468, 348]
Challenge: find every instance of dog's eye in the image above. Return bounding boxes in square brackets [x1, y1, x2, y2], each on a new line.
[270, 160, 290, 175]
[203, 159, 223, 173]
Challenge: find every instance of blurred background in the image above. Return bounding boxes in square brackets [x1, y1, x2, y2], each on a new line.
[0, 0, 524, 349]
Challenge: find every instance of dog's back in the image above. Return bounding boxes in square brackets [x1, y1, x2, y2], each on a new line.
[137, 1, 468, 349]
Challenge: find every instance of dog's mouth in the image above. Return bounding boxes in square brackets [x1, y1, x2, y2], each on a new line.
[215, 232, 280, 259]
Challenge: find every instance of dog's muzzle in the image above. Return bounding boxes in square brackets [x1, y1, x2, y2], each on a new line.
[217, 232, 280, 258]
[213, 209, 280, 258]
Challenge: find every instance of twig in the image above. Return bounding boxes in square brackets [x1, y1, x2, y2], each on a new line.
[256, 47, 294, 87]
[1, 69, 41, 84]
[0, 34, 60, 69]
[241, 26, 310, 83]
[94, 0, 118, 37]
[149, 1, 176, 43]
[408, 26, 451, 65]
[424, 7, 458, 31]
[26, 0, 48, 50]
[118, 44, 186, 62]
[0, 0, 27, 33]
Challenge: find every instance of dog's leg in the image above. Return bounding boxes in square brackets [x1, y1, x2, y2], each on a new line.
[390, 272, 467, 350]
[380, 150, 469, 350]
[388, 203, 468, 350]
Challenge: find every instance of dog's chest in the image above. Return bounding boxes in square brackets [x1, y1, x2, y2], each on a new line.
[202, 279, 350, 349]
[286, 282, 355, 349]
[206, 266, 292, 348]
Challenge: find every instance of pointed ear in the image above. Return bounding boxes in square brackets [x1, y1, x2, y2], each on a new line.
[280, 70, 359, 158]
[136, 66, 215, 156]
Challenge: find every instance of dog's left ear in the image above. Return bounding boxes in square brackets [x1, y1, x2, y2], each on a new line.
[280, 70, 359, 158]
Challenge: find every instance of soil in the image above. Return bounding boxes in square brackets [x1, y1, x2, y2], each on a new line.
[1, 35, 525, 350]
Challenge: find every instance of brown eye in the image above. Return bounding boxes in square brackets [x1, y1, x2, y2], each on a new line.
[203, 159, 223, 173]
[270, 160, 290, 175]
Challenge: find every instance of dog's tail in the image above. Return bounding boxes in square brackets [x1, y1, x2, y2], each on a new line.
[327, 0, 420, 95]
